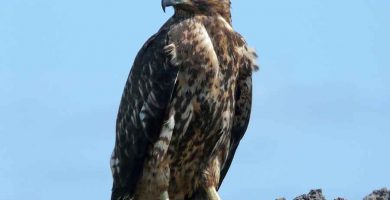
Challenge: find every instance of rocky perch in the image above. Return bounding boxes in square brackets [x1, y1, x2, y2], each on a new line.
[276, 188, 389, 200]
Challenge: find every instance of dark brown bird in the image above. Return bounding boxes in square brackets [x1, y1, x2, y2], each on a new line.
[110, 0, 258, 199]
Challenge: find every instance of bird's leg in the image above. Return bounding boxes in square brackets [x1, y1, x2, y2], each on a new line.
[206, 187, 221, 200]
[159, 191, 169, 200]
[202, 157, 222, 200]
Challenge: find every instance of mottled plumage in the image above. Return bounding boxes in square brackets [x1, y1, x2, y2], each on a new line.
[111, 0, 257, 199]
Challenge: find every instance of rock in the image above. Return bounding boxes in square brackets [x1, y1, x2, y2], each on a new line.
[364, 188, 390, 200]
[277, 188, 389, 200]
[293, 189, 326, 200]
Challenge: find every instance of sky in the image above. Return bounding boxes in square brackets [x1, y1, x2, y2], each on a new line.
[0, 0, 389, 199]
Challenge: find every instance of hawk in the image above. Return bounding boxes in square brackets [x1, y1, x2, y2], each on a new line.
[110, 0, 258, 199]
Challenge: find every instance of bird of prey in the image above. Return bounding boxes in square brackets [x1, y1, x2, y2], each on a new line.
[110, 0, 258, 199]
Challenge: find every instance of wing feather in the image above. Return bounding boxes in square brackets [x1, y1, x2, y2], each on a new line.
[218, 73, 253, 188]
[111, 25, 178, 199]
[219, 35, 257, 187]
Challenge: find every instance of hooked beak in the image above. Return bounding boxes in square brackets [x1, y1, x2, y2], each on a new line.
[161, 0, 184, 13]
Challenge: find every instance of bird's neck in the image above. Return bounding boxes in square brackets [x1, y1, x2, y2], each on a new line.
[174, 9, 232, 25]
[219, 11, 232, 25]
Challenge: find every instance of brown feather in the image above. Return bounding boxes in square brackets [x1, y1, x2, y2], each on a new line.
[111, 1, 257, 199]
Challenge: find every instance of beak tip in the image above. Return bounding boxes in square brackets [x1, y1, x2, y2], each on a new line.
[161, 1, 166, 13]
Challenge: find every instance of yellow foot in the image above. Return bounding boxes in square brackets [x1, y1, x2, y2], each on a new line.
[160, 191, 169, 200]
[206, 187, 221, 200]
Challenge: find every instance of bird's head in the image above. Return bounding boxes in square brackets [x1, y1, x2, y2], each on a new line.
[162, 0, 231, 22]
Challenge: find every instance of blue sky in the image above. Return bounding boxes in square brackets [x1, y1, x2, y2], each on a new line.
[0, 0, 389, 199]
